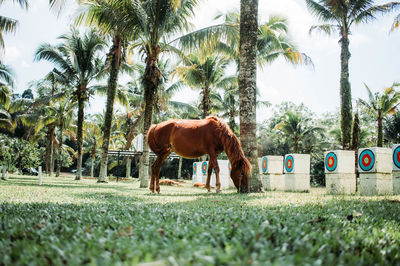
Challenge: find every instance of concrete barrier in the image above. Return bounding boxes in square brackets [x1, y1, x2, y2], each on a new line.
[259, 156, 284, 191]
[359, 147, 393, 196]
[284, 154, 310, 192]
[324, 150, 356, 194]
[393, 144, 400, 195]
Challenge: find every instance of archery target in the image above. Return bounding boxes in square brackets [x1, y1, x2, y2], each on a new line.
[228, 161, 232, 173]
[285, 155, 294, 173]
[193, 163, 197, 175]
[393, 145, 400, 170]
[325, 152, 338, 172]
[201, 162, 208, 174]
[262, 157, 268, 173]
[359, 149, 375, 172]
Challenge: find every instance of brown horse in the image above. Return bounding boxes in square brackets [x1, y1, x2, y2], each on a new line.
[147, 116, 251, 193]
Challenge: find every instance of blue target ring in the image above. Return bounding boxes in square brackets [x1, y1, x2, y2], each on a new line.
[393, 146, 400, 169]
[359, 149, 375, 172]
[285, 155, 294, 172]
[193, 163, 197, 175]
[201, 162, 207, 174]
[325, 152, 337, 172]
[262, 157, 268, 173]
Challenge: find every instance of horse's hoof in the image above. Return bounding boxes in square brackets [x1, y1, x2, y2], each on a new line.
[216, 189, 222, 194]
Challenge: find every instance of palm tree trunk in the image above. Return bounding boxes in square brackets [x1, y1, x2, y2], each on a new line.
[45, 125, 55, 176]
[239, 0, 262, 193]
[202, 87, 210, 118]
[76, 90, 85, 180]
[377, 115, 383, 147]
[56, 121, 64, 177]
[91, 152, 95, 178]
[98, 35, 123, 183]
[139, 50, 160, 188]
[339, 33, 353, 150]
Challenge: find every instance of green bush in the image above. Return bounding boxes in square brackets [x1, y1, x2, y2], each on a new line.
[0, 134, 42, 173]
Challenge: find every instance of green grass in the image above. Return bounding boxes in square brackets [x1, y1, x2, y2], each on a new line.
[1, 175, 400, 265]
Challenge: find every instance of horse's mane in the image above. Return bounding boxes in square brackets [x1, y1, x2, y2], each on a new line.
[206, 116, 251, 175]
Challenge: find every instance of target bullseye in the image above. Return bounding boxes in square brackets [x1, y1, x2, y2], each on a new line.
[201, 162, 207, 174]
[228, 161, 232, 173]
[359, 149, 375, 172]
[262, 157, 268, 173]
[285, 155, 294, 173]
[393, 146, 400, 169]
[325, 152, 338, 172]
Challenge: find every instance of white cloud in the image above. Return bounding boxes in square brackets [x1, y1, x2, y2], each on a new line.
[21, 60, 31, 68]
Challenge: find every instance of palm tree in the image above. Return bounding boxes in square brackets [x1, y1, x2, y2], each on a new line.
[76, 0, 140, 182]
[0, 62, 14, 129]
[174, 52, 233, 118]
[0, 0, 28, 51]
[238, 0, 260, 193]
[384, 111, 400, 143]
[123, 0, 200, 188]
[213, 11, 311, 69]
[305, 0, 400, 149]
[35, 29, 106, 179]
[358, 83, 400, 147]
[274, 111, 323, 153]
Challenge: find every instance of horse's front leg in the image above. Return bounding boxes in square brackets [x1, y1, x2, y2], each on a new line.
[209, 156, 221, 193]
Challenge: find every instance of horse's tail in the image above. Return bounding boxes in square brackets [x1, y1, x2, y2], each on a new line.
[147, 124, 163, 155]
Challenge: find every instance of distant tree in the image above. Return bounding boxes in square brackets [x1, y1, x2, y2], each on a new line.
[306, 0, 400, 149]
[384, 112, 400, 143]
[35, 29, 106, 179]
[358, 83, 400, 147]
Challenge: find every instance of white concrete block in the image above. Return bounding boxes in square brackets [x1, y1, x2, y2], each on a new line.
[359, 173, 393, 196]
[358, 147, 392, 173]
[325, 173, 356, 195]
[262, 174, 285, 191]
[259, 156, 284, 175]
[324, 150, 355, 174]
[393, 144, 400, 171]
[284, 154, 310, 174]
[284, 173, 310, 192]
[192, 162, 203, 184]
[393, 172, 400, 195]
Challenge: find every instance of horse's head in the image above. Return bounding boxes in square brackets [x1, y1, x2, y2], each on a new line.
[230, 157, 251, 193]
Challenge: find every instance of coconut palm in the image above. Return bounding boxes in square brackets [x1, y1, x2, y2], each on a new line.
[274, 111, 324, 153]
[358, 83, 400, 147]
[238, 0, 259, 193]
[76, 0, 140, 182]
[305, 0, 400, 149]
[0, 0, 28, 50]
[35, 29, 106, 179]
[213, 11, 311, 69]
[174, 52, 233, 118]
[384, 112, 400, 143]
[0, 62, 14, 128]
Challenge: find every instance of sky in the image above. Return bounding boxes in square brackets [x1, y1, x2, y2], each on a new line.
[2, 0, 400, 122]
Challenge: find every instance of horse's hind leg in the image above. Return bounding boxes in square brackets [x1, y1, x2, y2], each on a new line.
[150, 151, 171, 193]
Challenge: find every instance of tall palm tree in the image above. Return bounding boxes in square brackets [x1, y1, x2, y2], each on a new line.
[238, 0, 260, 193]
[174, 53, 233, 118]
[0, 62, 14, 129]
[76, 0, 139, 182]
[358, 83, 400, 147]
[35, 29, 106, 179]
[305, 0, 400, 149]
[123, 0, 200, 188]
[0, 0, 28, 51]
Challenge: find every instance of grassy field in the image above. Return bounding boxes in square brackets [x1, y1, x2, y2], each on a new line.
[1, 175, 400, 265]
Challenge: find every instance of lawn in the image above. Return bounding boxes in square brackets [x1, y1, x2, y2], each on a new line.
[1, 175, 400, 265]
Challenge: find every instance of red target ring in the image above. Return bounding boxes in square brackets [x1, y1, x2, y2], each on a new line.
[362, 154, 372, 167]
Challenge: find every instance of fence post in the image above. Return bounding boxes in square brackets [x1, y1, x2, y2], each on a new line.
[38, 166, 42, 185]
